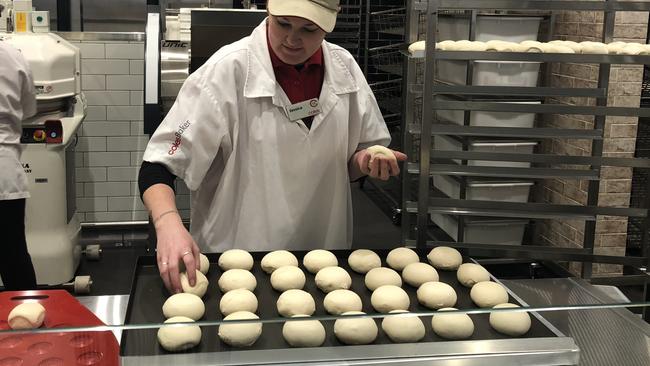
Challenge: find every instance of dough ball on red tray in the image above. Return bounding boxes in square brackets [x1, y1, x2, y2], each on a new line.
[261, 250, 299, 274]
[8, 302, 46, 329]
[218, 249, 254, 271]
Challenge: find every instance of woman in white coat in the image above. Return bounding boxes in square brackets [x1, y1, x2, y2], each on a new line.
[139, 0, 406, 293]
[0, 4, 38, 290]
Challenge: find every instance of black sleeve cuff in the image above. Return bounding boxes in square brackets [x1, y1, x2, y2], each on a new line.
[138, 161, 176, 199]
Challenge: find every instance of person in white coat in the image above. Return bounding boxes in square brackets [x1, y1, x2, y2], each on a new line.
[0, 12, 39, 290]
[139, 0, 406, 293]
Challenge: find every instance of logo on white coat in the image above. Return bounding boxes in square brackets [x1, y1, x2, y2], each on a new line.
[168, 120, 191, 155]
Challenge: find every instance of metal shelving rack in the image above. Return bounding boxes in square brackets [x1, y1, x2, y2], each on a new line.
[402, 0, 650, 313]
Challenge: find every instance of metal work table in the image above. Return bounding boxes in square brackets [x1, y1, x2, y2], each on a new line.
[76, 278, 649, 365]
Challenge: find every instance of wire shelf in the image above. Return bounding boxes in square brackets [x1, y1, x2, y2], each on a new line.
[371, 79, 404, 122]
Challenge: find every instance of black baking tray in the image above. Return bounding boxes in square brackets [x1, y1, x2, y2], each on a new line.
[120, 250, 556, 356]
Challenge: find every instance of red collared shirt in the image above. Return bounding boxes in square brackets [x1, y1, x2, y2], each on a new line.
[268, 35, 325, 128]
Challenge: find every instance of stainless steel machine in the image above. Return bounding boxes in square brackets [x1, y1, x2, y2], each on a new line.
[0, 0, 90, 291]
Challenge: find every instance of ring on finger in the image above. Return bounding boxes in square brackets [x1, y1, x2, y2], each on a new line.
[181, 250, 191, 257]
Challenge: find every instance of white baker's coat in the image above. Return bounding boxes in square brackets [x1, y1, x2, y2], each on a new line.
[143, 20, 390, 252]
[0, 42, 37, 201]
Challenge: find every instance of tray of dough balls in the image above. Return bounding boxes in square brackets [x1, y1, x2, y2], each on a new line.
[120, 247, 577, 365]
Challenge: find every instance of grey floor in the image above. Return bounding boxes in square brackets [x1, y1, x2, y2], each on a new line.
[76, 181, 402, 295]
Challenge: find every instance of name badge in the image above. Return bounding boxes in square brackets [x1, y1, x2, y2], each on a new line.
[284, 98, 322, 122]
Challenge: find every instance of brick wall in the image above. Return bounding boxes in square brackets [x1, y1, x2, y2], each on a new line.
[72, 40, 191, 223]
[537, 10, 648, 276]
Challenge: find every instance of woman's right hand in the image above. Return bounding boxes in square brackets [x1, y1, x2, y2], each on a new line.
[154, 211, 201, 294]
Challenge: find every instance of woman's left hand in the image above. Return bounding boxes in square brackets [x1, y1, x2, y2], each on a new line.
[354, 147, 408, 181]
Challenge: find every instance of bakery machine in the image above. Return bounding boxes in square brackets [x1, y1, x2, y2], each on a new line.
[0, 0, 91, 291]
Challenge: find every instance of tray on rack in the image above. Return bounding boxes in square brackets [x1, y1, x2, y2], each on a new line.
[120, 250, 578, 365]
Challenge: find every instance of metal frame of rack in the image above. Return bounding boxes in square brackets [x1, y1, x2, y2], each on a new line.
[402, 0, 650, 318]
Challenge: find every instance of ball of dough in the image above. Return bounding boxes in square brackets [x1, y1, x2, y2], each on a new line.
[219, 289, 258, 316]
[282, 315, 326, 347]
[261, 250, 299, 274]
[324, 289, 363, 315]
[8, 302, 45, 330]
[436, 40, 458, 51]
[348, 249, 381, 274]
[580, 41, 608, 54]
[303, 249, 338, 274]
[157, 316, 202, 352]
[402, 262, 439, 287]
[270, 265, 306, 291]
[218, 269, 257, 293]
[455, 40, 487, 52]
[315, 266, 352, 293]
[386, 247, 419, 271]
[489, 303, 531, 336]
[218, 311, 262, 347]
[180, 270, 209, 298]
[408, 40, 425, 53]
[334, 311, 378, 345]
[277, 289, 316, 317]
[519, 40, 544, 53]
[619, 43, 646, 55]
[371, 285, 410, 313]
[427, 246, 462, 271]
[218, 249, 254, 271]
[163, 293, 205, 320]
[366, 145, 396, 167]
[431, 308, 474, 340]
[365, 267, 402, 291]
[182, 254, 210, 274]
[486, 40, 519, 52]
[470, 281, 509, 308]
[381, 310, 425, 343]
[606, 41, 628, 54]
[457, 263, 490, 288]
[417, 281, 457, 309]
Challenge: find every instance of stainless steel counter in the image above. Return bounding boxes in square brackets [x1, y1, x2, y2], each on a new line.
[75, 278, 650, 365]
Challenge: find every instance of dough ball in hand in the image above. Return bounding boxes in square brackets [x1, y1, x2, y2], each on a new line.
[218, 249, 254, 271]
[157, 316, 202, 352]
[218, 269, 257, 292]
[365, 267, 402, 291]
[302, 249, 338, 274]
[180, 270, 209, 298]
[431, 308, 474, 340]
[163, 293, 205, 320]
[8, 302, 46, 330]
[334, 311, 378, 345]
[218, 311, 262, 347]
[220, 289, 258, 316]
[489, 303, 531, 336]
[386, 247, 419, 271]
[427, 246, 462, 271]
[181, 253, 210, 274]
[282, 315, 326, 347]
[261, 250, 299, 274]
[470, 281, 509, 308]
[348, 249, 381, 274]
[381, 310, 425, 343]
[366, 145, 397, 168]
[315, 266, 352, 293]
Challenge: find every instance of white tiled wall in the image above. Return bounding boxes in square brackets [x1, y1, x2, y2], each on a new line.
[74, 40, 191, 223]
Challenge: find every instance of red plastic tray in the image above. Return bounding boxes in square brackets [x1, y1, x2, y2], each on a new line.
[0, 290, 119, 366]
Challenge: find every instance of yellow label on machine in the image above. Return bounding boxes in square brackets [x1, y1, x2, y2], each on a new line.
[15, 12, 28, 32]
